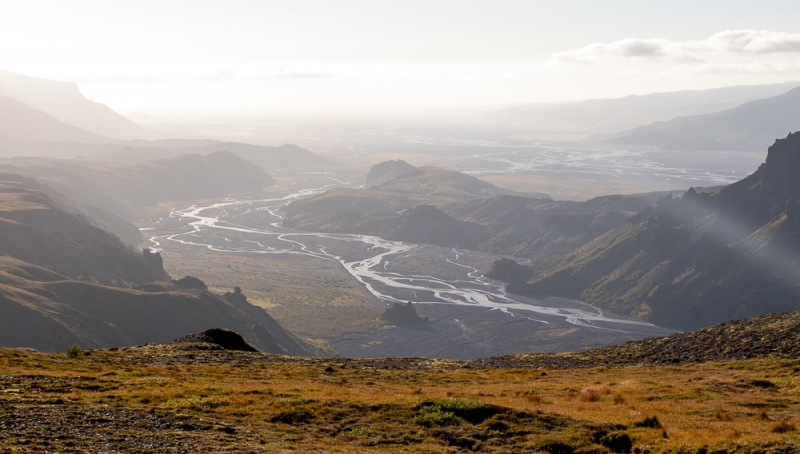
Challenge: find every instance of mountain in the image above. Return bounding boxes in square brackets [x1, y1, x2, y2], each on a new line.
[365, 159, 417, 186]
[1, 151, 275, 237]
[494, 133, 800, 330]
[605, 87, 800, 151]
[287, 162, 669, 257]
[490, 81, 800, 137]
[0, 175, 315, 354]
[146, 142, 331, 170]
[0, 94, 117, 144]
[0, 69, 161, 140]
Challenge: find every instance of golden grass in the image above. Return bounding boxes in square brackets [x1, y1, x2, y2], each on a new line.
[1, 347, 798, 452]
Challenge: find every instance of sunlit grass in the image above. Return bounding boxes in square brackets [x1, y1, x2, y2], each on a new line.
[0, 347, 798, 452]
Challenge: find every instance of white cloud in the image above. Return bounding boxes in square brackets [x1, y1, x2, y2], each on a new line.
[547, 30, 800, 66]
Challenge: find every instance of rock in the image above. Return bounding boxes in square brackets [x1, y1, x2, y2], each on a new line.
[382, 302, 428, 325]
[173, 328, 258, 352]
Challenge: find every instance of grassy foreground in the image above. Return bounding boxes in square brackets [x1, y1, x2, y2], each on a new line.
[0, 345, 798, 453]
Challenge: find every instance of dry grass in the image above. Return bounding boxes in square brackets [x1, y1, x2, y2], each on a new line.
[1, 348, 799, 452]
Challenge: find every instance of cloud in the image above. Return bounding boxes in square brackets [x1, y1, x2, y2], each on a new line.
[547, 30, 800, 66]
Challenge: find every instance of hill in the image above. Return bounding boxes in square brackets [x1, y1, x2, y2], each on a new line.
[605, 87, 800, 151]
[494, 132, 800, 330]
[287, 163, 669, 258]
[0, 175, 314, 354]
[0, 69, 161, 140]
[148, 142, 331, 170]
[365, 159, 417, 186]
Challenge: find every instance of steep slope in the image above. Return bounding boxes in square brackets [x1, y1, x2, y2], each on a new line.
[497, 132, 800, 330]
[0, 69, 158, 140]
[0, 177, 315, 355]
[0, 175, 165, 285]
[607, 87, 800, 151]
[0, 94, 116, 144]
[1, 151, 275, 223]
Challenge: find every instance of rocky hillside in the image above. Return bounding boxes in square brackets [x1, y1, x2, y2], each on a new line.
[0, 175, 165, 285]
[495, 132, 800, 330]
[0, 176, 316, 355]
[1, 150, 275, 243]
[476, 309, 800, 369]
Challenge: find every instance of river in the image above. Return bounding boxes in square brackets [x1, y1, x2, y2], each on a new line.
[144, 178, 667, 335]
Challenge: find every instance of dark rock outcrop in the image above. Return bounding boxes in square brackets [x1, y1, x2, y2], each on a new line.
[382, 302, 428, 324]
[173, 328, 258, 352]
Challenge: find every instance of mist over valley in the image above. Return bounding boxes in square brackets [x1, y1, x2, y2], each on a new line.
[2, 3, 800, 451]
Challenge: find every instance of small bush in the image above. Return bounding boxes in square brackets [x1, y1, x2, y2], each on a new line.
[66, 343, 82, 359]
[164, 396, 230, 411]
[599, 431, 632, 453]
[537, 439, 575, 454]
[415, 398, 502, 424]
[632, 415, 662, 429]
[580, 389, 602, 402]
[270, 408, 313, 425]
[613, 394, 626, 404]
[749, 379, 777, 389]
[412, 409, 458, 426]
[770, 421, 796, 433]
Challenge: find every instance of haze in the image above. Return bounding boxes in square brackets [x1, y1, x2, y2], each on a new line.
[4, 0, 800, 119]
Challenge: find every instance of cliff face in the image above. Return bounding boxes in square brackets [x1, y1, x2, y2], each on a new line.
[497, 133, 800, 330]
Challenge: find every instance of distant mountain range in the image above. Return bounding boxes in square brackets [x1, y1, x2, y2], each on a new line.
[0, 174, 316, 354]
[1, 151, 275, 247]
[604, 87, 800, 151]
[491, 132, 800, 330]
[489, 81, 800, 137]
[0, 69, 163, 140]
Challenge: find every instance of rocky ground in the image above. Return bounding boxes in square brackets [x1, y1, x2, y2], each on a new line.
[0, 311, 799, 453]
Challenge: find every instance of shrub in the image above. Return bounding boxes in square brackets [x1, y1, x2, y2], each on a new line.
[414, 398, 502, 424]
[164, 396, 230, 411]
[412, 409, 458, 426]
[632, 415, 662, 429]
[537, 439, 575, 454]
[580, 389, 602, 402]
[66, 343, 82, 359]
[269, 408, 313, 425]
[598, 431, 632, 453]
[770, 421, 796, 433]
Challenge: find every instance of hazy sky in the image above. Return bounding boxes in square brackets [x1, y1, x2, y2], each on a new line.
[3, 0, 800, 118]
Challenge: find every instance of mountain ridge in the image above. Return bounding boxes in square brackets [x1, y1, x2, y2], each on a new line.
[493, 132, 800, 330]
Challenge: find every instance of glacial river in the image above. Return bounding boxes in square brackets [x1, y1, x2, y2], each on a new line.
[144, 179, 663, 334]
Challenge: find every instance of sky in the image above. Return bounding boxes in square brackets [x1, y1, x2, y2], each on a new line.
[2, 0, 800, 119]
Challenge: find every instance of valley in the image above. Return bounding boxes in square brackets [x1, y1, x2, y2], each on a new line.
[143, 175, 673, 359]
